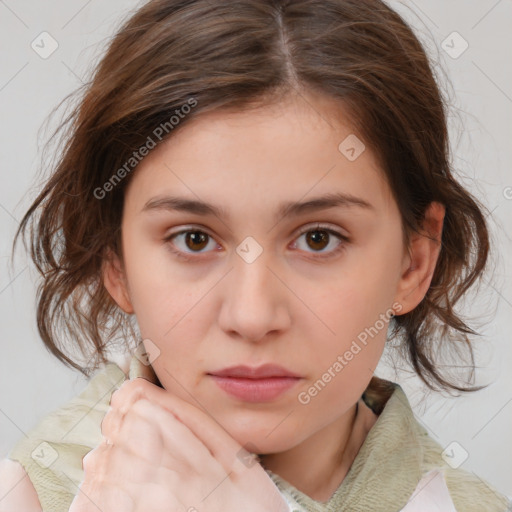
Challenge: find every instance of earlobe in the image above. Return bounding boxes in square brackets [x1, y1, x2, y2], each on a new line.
[102, 249, 134, 314]
[393, 202, 445, 315]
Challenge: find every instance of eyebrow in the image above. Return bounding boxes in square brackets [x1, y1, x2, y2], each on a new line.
[141, 192, 374, 222]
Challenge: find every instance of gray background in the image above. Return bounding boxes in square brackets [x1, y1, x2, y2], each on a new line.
[1, 0, 511, 500]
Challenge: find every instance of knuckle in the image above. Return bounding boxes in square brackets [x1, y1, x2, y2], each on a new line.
[117, 409, 142, 439]
[131, 397, 152, 416]
[128, 377, 151, 393]
[120, 402, 155, 437]
[110, 378, 149, 408]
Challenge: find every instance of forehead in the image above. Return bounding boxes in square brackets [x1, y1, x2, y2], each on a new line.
[123, 93, 395, 220]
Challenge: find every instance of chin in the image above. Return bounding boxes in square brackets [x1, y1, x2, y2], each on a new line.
[227, 427, 297, 456]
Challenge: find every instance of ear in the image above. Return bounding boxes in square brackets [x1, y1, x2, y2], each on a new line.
[102, 249, 134, 314]
[393, 201, 445, 316]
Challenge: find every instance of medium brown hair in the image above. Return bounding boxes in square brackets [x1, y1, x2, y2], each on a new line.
[13, 0, 494, 394]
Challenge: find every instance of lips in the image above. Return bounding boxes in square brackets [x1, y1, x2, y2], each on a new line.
[208, 364, 302, 402]
[208, 363, 301, 379]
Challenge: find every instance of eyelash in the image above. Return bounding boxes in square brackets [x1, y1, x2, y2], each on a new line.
[163, 223, 349, 261]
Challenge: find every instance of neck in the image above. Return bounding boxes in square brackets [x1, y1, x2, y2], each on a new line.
[259, 399, 374, 503]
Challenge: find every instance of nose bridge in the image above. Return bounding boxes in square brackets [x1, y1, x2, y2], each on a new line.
[217, 239, 290, 341]
[232, 238, 277, 307]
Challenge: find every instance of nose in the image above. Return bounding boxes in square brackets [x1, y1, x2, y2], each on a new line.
[217, 248, 291, 343]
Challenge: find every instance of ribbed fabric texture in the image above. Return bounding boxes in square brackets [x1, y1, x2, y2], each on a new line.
[7, 356, 510, 512]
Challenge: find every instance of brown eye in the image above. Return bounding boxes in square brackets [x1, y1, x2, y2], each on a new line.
[305, 230, 330, 251]
[293, 224, 348, 258]
[164, 229, 218, 257]
[184, 231, 209, 251]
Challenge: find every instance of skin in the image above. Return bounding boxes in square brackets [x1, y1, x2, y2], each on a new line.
[100, 90, 445, 506]
[69, 379, 293, 512]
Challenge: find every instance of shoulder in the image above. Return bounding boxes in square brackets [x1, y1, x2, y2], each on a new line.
[0, 458, 42, 512]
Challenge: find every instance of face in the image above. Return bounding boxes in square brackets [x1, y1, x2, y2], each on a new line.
[104, 91, 430, 454]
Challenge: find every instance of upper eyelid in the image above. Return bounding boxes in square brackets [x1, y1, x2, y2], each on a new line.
[296, 223, 347, 236]
[166, 223, 347, 240]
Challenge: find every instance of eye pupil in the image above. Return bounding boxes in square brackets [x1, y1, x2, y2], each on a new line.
[186, 231, 208, 251]
[306, 230, 329, 251]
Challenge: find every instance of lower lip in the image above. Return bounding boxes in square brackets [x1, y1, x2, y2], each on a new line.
[209, 375, 301, 402]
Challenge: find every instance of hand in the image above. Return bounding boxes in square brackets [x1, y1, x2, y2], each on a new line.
[68, 377, 290, 512]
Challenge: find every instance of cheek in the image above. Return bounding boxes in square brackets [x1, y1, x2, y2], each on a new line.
[296, 282, 388, 418]
[121, 235, 193, 329]
[300, 251, 398, 370]
[122, 245, 217, 374]
[308, 271, 388, 341]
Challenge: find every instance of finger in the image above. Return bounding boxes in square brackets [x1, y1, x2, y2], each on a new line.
[82, 441, 112, 481]
[82, 440, 153, 511]
[107, 397, 222, 476]
[110, 379, 252, 474]
[109, 399, 165, 467]
[101, 405, 124, 445]
[103, 383, 175, 444]
[105, 444, 159, 486]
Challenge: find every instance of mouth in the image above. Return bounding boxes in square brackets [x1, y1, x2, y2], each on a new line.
[207, 364, 302, 402]
[208, 375, 301, 402]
